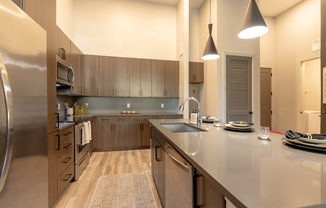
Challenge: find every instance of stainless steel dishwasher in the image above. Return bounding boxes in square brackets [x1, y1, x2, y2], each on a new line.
[165, 143, 194, 208]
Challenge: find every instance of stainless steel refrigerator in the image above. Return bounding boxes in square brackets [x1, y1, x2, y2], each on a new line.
[0, 0, 48, 207]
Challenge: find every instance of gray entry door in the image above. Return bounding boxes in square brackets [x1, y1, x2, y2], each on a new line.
[260, 68, 272, 128]
[226, 55, 252, 122]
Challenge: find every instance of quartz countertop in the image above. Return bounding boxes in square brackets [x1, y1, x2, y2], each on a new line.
[149, 119, 326, 208]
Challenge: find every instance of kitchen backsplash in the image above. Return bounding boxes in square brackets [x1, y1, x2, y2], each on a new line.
[57, 95, 179, 115]
[56, 95, 75, 116]
[76, 97, 179, 114]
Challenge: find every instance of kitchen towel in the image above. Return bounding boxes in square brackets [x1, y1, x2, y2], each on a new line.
[81, 121, 92, 145]
[285, 130, 326, 140]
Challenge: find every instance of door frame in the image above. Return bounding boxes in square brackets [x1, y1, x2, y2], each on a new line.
[220, 51, 258, 124]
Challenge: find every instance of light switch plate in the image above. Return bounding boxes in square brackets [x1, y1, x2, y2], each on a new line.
[127, 103, 130, 108]
[161, 103, 164, 108]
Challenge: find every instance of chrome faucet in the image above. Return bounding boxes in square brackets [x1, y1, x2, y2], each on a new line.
[179, 97, 202, 126]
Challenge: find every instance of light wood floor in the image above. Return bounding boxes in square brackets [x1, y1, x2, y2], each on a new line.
[53, 149, 161, 208]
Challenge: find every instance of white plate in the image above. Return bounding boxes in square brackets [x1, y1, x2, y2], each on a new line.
[225, 124, 252, 129]
[231, 123, 250, 127]
[296, 137, 326, 144]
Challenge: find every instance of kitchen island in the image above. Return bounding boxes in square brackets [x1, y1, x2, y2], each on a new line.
[149, 119, 326, 208]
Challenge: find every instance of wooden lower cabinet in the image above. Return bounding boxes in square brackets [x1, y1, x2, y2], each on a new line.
[151, 128, 166, 207]
[114, 117, 130, 148]
[130, 117, 142, 147]
[141, 116, 153, 147]
[94, 116, 130, 150]
[195, 170, 226, 207]
[55, 126, 75, 201]
[93, 115, 181, 151]
[48, 132, 58, 207]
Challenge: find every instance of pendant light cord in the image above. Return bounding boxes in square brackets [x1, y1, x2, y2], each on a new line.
[209, 0, 211, 24]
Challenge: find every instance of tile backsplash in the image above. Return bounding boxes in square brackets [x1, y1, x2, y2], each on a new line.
[57, 96, 179, 115]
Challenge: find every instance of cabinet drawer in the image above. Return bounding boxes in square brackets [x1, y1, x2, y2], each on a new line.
[57, 126, 74, 157]
[130, 116, 141, 123]
[57, 163, 74, 196]
[100, 117, 114, 122]
[115, 116, 129, 123]
[57, 145, 73, 176]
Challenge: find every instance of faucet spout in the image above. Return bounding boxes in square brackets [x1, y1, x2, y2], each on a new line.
[179, 97, 202, 126]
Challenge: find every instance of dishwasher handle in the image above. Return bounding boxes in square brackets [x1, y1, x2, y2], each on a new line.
[166, 144, 189, 172]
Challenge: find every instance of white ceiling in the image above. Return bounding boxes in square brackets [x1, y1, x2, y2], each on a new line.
[258, 0, 305, 17]
[142, 0, 305, 17]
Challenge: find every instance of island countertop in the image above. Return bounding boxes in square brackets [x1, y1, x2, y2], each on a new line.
[149, 119, 326, 208]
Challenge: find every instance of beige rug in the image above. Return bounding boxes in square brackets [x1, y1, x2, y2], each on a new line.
[89, 172, 156, 208]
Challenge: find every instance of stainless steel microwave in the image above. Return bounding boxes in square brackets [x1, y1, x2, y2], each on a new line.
[56, 55, 74, 87]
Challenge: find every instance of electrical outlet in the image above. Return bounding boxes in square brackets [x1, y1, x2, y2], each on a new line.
[161, 103, 164, 108]
[127, 103, 130, 108]
[57, 103, 60, 110]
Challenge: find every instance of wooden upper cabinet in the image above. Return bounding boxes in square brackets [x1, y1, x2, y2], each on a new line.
[152, 60, 179, 97]
[114, 57, 130, 97]
[84, 55, 100, 96]
[68, 42, 83, 95]
[130, 58, 152, 97]
[99, 56, 115, 96]
[165, 60, 179, 97]
[189, 62, 204, 83]
[152, 60, 166, 97]
[55, 26, 71, 59]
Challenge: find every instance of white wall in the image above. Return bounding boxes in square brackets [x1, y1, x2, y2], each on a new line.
[56, 0, 75, 41]
[73, 0, 177, 60]
[272, 0, 320, 132]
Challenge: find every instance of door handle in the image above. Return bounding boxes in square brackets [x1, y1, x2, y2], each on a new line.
[56, 135, 60, 150]
[62, 174, 72, 181]
[155, 145, 161, 161]
[249, 111, 253, 115]
[64, 132, 72, 136]
[63, 157, 72, 163]
[0, 55, 14, 193]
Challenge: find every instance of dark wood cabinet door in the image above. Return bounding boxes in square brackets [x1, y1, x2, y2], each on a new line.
[48, 132, 58, 206]
[189, 62, 204, 83]
[130, 117, 142, 147]
[195, 170, 225, 207]
[99, 117, 114, 149]
[129, 58, 141, 96]
[141, 116, 153, 147]
[115, 58, 130, 97]
[114, 117, 130, 148]
[140, 59, 152, 97]
[84, 55, 100, 96]
[55, 26, 71, 59]
[68, 42, 83, 95]
[152, 60, 166, 97]
[130, 58, 152, 97]
[165, 60, 179, 97]
[99, 56, 115, 96]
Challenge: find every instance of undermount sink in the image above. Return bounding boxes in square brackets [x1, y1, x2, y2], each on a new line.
[161, 123, 207, 133]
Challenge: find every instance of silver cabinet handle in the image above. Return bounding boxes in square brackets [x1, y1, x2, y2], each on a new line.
[0, 55, 14, 192]
[165, 144, 189, 171]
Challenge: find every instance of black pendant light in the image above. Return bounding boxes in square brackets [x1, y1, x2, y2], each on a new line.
[202, 0, 219, 60]
[238, 0, 268, 39]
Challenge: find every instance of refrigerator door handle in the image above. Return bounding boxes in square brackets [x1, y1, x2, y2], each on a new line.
[0, 55, 14, 193]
